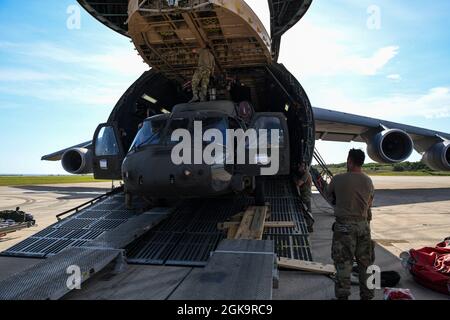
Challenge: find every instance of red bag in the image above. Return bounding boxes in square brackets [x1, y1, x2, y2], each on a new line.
[384, 288, 415, 300]
[409, 240, 450, 295]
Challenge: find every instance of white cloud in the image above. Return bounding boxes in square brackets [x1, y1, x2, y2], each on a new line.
[0, 69, 73, 82]
[387, 74, 402, 81]
[245, 1, 399, 77]
[0, 82, 126, 107]
[0, 41, 149, 77]
[244, 0, 270, 31]
[29, 42, 148, 77]
[0, 41, 149, 108]
[353, 46, 400, 76]
[278, 22, 399, 77]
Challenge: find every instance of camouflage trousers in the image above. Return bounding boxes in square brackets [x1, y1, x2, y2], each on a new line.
[192, 67, 212, 101]
[299, 188, 314, 230]
[331, 220, 375, 300]
[300, 188, 312, 213]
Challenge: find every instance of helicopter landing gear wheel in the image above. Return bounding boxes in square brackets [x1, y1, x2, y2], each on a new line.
[125, 192, 133, 209]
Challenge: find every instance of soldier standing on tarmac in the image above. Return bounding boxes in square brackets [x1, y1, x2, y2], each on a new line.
[293, 163, 314, 232]
[327, 149, 375, 300]
[190, 44, 215, 103]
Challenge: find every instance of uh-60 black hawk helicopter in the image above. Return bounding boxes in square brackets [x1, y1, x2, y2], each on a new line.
[43, 0, 450, 207]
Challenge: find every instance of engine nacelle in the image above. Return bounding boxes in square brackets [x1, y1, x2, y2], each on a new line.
[366, 129, 413, 164]
[422, 141, 450, 171]
[61, 148, 93, 174]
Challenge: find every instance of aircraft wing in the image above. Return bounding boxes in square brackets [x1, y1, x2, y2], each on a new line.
[313, 107, 450, 154]
[41, 141, 92, 161]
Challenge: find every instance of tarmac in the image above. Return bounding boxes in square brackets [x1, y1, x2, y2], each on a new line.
[274, 176, 450, 300]
[0, 182, 112, 252]
[0, 176, 449, 300]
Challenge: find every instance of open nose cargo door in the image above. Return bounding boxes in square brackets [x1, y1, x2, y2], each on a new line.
[268, 0, 313, 61]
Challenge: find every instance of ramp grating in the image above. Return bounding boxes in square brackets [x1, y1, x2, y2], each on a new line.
[264, 234, 312, 261]
[2, 176, 312, 264]
[126, 198, 244, 266]
[1, 194, 144, 258]
[0, 247, 123, 300]
[126, 176, 313, 266]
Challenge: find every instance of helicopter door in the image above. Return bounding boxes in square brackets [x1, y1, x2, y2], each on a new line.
[92, 123, 125, 180]
[249, 113, 290, 176]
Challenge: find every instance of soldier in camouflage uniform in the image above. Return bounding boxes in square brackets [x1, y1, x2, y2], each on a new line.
[327, 149, 375, 300]
[293, 163, 314, 232]
[190, 46, 215, 103]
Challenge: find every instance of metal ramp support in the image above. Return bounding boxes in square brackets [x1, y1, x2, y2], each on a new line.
[311, 148, 334, 205]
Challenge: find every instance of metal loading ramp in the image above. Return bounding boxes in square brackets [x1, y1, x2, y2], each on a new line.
[168, 240, 275, 300]
[0, 191, 150, 258]
[0, 176, 312, 300]
[0, 247, 124, 300]
[126, 176, 313, 266]
[0, 208, 173, 300]
[1, 176, 312, 267]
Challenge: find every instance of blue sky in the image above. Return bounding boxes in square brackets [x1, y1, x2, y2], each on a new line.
[0, 0, 449, 174]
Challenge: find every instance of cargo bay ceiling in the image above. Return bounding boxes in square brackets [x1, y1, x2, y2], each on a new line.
[77, 0, 312, 61]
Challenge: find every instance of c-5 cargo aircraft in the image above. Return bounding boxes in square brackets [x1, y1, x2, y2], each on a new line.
[42, 0, 450, 204]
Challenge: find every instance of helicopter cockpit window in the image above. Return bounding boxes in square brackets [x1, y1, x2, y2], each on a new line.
[95, 126, 120, 156]
[253, 117, 285, 147]
[165, 118, 190, 144]
[129, 118, 167, 151]
[199, 117, 228, 143]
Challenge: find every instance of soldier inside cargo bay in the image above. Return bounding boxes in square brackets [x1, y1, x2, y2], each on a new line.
[190, 45, 215, 103]
[293, 163, 314, 232]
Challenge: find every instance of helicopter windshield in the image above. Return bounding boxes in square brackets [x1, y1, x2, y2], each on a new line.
[129, 117, 168, 151]
[197, 117, 228, 145]
[129, 114, 234, 152]
[165, 118, 191, 144]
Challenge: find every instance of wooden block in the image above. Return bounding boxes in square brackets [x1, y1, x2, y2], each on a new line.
[264, 221, 295, 228]
[249, 206, 268, 240]
[265, 202, 271, 219]
[227, 224, 239, 239]
[235, 205, 268, 240]
[278, 257, 336, 275]
[230, 212, 244, 222]
[234, 207, 256, 239]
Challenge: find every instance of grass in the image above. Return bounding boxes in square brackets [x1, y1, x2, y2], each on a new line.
[0, 175, 109, 186]
[324, 169, 450, 177]
[319, 161, 450, 177]
[325, 168, 450, 176]
[367, 171, 450, 177]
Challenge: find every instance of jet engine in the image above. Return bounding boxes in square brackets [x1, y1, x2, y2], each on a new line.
[421, 141, 450, 171]
[61, 148, 93, 174]
[366, 129, 414, 164]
